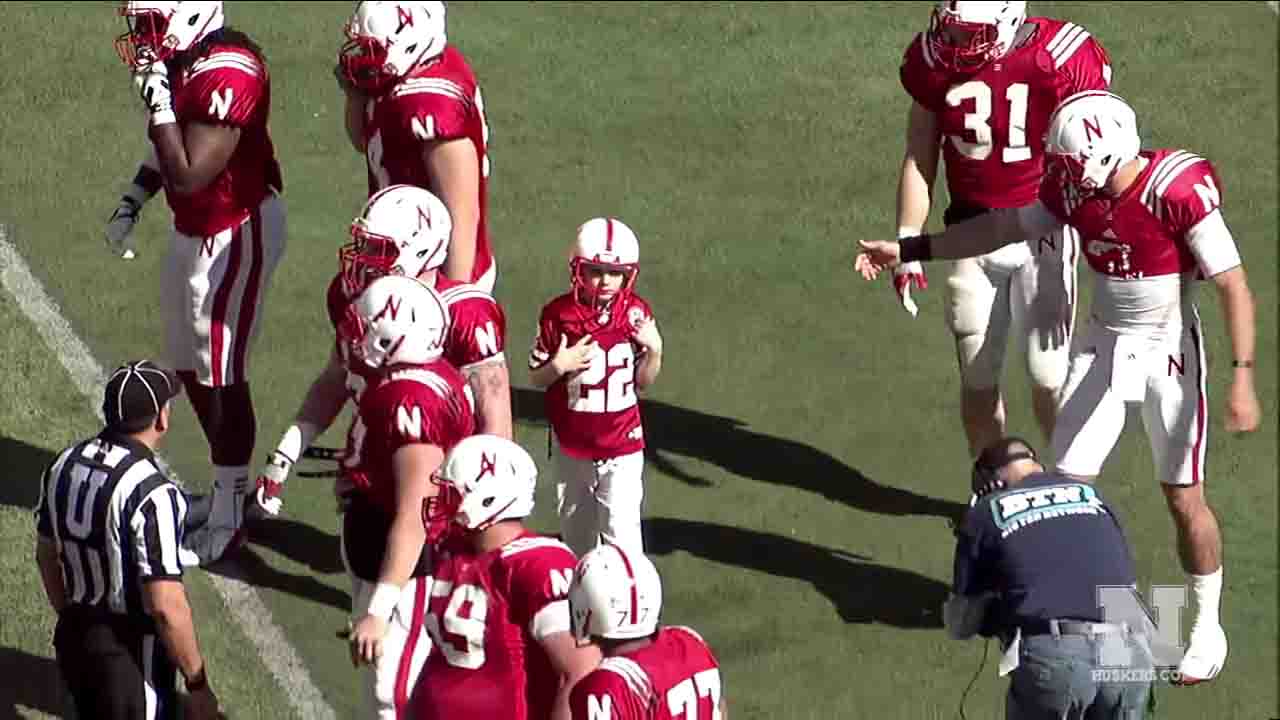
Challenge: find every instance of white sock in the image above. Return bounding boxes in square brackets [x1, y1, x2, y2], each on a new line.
[1189, 567, 1223, 629]
[213, 464, 250, 529]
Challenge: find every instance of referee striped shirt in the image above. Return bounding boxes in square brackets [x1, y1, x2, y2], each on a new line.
[35, 430, 186, 620]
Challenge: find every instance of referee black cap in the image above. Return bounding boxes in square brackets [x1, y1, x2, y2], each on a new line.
[103, 360, 182, 432]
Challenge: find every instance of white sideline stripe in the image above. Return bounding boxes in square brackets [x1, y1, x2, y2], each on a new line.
[0, 229, 336, 720]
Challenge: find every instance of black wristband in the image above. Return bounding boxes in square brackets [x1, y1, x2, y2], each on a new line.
[185, 668, 208, 693]
[133, 166, 164, 196]
[899, 234, 933, 263]
[1232, 360, 1254, 368]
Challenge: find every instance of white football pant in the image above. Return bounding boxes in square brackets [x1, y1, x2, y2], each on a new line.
[341, 523, 434, 719]
[163, 193, 286, 387]
[1052, 311, 1209, 486]
[944, 225, 1076, 392]
[554, 442, 645, 558]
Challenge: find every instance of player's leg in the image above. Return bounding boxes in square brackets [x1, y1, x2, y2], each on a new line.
[593, 450, 645, 555]
[945, 257, 1010, 457]
[1050, 329, 1128, 481]
[1016, 226, 1077, 446]
[1142, 318, 1224, 683]
[176, 197, 286, 565]
[554, 438, 601, 556]
[369, 577, 432, 719]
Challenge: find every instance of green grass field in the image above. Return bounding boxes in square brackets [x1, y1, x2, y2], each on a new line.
[1, 2, 1275, 718]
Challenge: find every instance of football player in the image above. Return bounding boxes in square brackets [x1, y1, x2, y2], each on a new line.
[856, 90, 1261, 685]
[568, 544, 728, 720]
[529, 218, 663, 557]
[894, 1, 1113, 457]
[109, 0, 287, 567]
[252, 184, 509, 518]
[337, 274, 475, 719]
[337, 1, 496, 292]
[411, 434, 602, 719]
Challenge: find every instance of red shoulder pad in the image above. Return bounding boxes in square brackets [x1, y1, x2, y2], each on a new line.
[181, 49, 266, 126]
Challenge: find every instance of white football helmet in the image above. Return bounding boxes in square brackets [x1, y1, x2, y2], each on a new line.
[1044, 91, 1141, 193]
[340, 184, 453, 297]
[426, 435, 537, 542]
[569, 217, 640, 323]
[569, 543, 663, 644]
[927, 1, 1026, 71]
[340, 274, 449, 372]
[116, 1, 224, 68]
[339, 1, 447, 94]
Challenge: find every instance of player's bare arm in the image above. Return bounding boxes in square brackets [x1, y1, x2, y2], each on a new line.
[855, 201, 1057, 279]
[350, 441, 445, 667]
[35, 536, 67, 612]
[424, 138, 481, 283]
[530, 334, 597, 389]
[336, 64, 368, 153]
[467, 360, 514, 439]
[540, 630, 604, 720]
[897, 101, 941, 234]
[1210, 265, 1260, 433]
[254, 348, 351, 516]
[148, 120, 240, 196]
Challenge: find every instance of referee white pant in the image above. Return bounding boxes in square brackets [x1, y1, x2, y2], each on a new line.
[554, 440, 646, 557]
[340, 520, 433, 719]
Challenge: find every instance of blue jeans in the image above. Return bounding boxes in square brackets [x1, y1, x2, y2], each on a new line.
[1007, 632, 1153, 720]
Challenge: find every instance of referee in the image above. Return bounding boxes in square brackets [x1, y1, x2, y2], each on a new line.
[34, 360, 221, 720]
[945, 437, 1154, 719]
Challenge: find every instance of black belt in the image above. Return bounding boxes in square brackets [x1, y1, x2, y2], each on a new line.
[1017, 618, 1130, 638]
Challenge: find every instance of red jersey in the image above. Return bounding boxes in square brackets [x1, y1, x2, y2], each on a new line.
[167, 43, 283, 237]
[411, 532, 577, 720]
[363, 45, 494, 285]
[1035, 149, 1239, 335]
[900, 18, 1112, 209]
[435, 275, 507, 372]
[339, 362, 475, 581]
[569, 627, 722, 720]
[529, 293, 654, 460]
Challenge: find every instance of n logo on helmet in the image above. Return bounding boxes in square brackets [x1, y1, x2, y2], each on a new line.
[396, 5, 414, 32]
[374, 295, 403, 323]
[417, 204, 434, 232]
[475, 452, 496, 482]
[1083, 116, 1104, 143]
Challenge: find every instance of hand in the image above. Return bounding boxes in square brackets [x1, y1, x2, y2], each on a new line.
[891, 262, 927, 318]
[551, 334, 597, 376]
[1032, 256, 1071, 351]
[854, 240, 903, 280]
[105, 196, 142, 260]
[1224, 377, 1260, 433]
[334, 62, 364, 97]
[348, 614, 388, 667]
[132, 57, 173, 121]
[253, 451, 293, 517]
[631, 318, 663, 355]
[184, 685, 221, 720]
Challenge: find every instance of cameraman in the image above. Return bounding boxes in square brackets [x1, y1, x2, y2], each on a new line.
[945, 437, 1154, 719]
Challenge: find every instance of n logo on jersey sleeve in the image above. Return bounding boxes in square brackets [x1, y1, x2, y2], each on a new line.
[209, 87, 234, 120]
[397, 404, 424, 439]
[1193, 175, 1220, 213]
[587, 694, 613, 719]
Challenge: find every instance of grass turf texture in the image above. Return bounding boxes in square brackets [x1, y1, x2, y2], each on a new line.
[1, 2, 1275, 718]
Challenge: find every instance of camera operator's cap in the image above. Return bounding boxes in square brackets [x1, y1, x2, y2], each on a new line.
[103, 360, 182, 429]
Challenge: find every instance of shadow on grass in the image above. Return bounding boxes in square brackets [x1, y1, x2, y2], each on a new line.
[513, 387, 966, 523]
[0, 436, 56, 511]
[0, 645, 70, 718]
[644, 516, 946, 628]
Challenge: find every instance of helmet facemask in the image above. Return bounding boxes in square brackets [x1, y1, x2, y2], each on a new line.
[338, 1, 448, 95]
[926, 1, 1025, 73]
[570, 259, 638, 321]
[115, 2, 224, 69]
